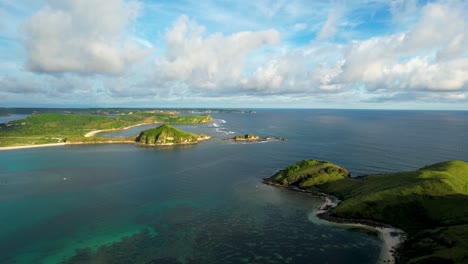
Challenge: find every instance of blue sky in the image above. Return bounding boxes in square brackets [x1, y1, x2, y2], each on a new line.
[0, 0, 467, 109]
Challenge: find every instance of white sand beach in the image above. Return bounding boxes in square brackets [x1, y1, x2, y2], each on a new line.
[0, 143, 67, 151]
[316, 196, 407, 264]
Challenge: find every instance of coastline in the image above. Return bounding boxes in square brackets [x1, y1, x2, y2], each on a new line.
[0, 136, 213, 150]
[84, 119, 213, 138]
[316, 196, 407, 264]
[0, 123, 152, 151]
[0, 143, 67, 151]
[134, 136, 212, 146]
[263, 181, 407, 264]
[2, 120, 213, 150]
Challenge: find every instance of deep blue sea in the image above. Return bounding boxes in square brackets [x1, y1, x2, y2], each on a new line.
[0, 109, 467, 264]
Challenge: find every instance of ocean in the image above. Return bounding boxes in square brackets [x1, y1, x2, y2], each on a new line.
[1, 109, 467, 264]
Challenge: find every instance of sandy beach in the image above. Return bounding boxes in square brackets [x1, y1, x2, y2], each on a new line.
[0, 132, 211, 151]
[262, 182, 408, 264]
[316, 196, 407, 264]
[0, 143, 67, 151]
[0, 123, 152, 151]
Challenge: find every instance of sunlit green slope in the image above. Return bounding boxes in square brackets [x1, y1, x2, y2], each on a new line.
[135, 124, 205, 145]
[265, 160, 468, 264]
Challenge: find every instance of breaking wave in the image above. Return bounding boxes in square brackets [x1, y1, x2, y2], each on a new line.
[212, 119, 235, 135]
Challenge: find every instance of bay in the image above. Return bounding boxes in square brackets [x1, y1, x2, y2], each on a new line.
[1, 109, 467, 264]
[0, 114, 30, 124]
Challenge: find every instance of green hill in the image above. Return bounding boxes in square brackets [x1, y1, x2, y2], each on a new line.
[266, 160, 350, 188]
[135, 124, 205, 145]
[265, 160, 468, 264]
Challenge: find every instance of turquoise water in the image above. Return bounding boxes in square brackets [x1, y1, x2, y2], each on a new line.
[1, 109, 467, 263]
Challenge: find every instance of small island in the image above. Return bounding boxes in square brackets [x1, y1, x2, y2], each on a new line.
[264, 159, 468, 264]
[135, 124, 209, 146]
[225, 134, 286, 142]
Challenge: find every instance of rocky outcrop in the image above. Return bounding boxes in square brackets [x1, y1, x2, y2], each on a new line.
[225, 134, 286, 142]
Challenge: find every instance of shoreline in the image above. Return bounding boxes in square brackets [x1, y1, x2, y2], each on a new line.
[0, 143, 67, 150]
[0, 136, 213, 151]
[84, 120, 213, 138]
[2, 121, 213, 150]
[133, 136, 212, 147]
[316, 196, 407, 264]
[263, 180, 407, 264]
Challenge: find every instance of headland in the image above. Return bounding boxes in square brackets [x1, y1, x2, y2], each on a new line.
[263, 159, 468, 264]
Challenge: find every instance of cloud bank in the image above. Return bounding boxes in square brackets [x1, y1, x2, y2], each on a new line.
[160, 15, 281, 90]
[24, 0, 151, 75]
[0, 0, 466, 108]
[149, 1, 467, 101]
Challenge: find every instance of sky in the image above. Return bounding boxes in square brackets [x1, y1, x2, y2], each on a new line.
[0, 0, 467, 109]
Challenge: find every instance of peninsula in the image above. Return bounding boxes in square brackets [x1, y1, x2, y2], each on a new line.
[0, 112, 212, 148]
[264, 160, 468, 264]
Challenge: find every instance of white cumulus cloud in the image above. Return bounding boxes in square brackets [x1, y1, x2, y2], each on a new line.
[337, 1, 468, 93]
[24, 0, 152, 75]
[13, 0, 467, 107]
[159, 15, 281, 90]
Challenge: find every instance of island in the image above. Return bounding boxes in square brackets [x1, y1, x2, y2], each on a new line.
[225, 134, 286, 142]
[135, 124, 210, 146]
[263, 159, 468, 264]
[0, 112, 212, 148]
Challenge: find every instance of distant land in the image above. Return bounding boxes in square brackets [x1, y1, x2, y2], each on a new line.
[264, 160, 468, 264]
[0, 111, 212, 148]
[0, 108, 256, 116]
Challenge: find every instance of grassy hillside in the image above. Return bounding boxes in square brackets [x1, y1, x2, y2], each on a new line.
[265, 160, 468, 264]
[1, 113, 118, 137]
[135, 124, 202, 145]
[116, 112, 212, 124]
[266, 160, 350, 188]
[0, 112, 212, 147]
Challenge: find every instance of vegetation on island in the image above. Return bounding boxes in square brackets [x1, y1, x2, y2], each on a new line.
[264, 160, 468, 264]
[135, 124, 207, 145]
[0, 112, 212, 147]
[227, 134, 286, 142]
[233, 134, 260, 141]
[268, 160, 350, 187]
